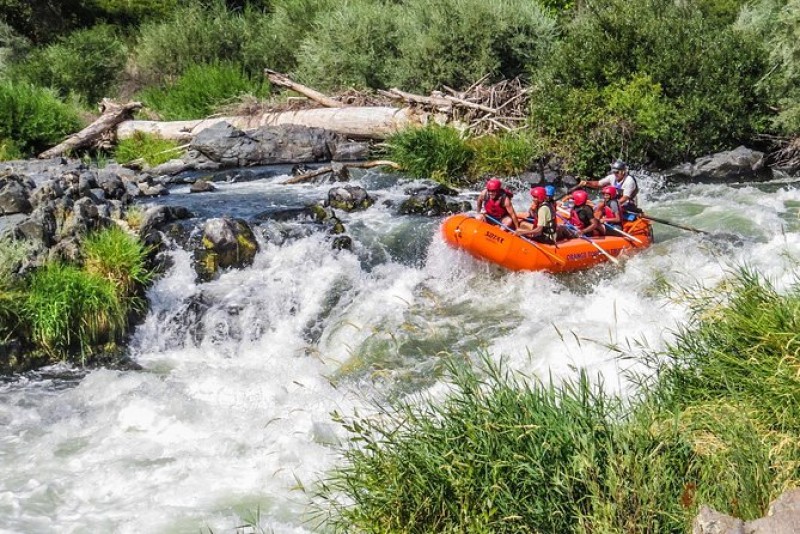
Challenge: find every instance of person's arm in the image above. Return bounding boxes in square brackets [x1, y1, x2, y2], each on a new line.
[580, 176, 612, 189]
[476, 191, 485, 212]
[505, 197, 520, 228]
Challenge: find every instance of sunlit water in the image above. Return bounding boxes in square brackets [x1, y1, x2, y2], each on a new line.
[2, 169, 800, 532]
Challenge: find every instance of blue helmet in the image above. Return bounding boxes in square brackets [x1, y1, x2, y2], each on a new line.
[545, 185, 556, 198]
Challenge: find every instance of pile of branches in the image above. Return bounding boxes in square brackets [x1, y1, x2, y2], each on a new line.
[264, 70, 530, 136]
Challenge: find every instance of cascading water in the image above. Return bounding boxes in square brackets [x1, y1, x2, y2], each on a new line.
[1, 169, 799, 532]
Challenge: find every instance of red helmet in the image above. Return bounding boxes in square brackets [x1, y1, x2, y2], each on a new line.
[486, 178, 502, 191]
[530, 186, 547, 202]
[602, 185, 618, 199]
[573, 189, 588, 206]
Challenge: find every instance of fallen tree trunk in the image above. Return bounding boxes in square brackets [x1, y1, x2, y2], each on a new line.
[116, 106, 430, 141]
[265, 69, 344, 108]
[39, 99, 142, 159]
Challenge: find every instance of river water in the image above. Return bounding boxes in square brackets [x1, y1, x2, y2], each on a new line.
[1, 169, 799, 533]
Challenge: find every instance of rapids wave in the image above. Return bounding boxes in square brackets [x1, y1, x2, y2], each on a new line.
[1, 170, 799, 532]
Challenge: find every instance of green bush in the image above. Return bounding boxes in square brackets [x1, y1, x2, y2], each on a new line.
[260, 0, 334, 75]
[469, 133, 543, 177]
[390, 0, 557, 93]
[0, 237, 31, 338]
[132, 0, 276, 86]
[0, 137, 22, 160]
[0, 20, 30, 75]
[12, 25, 127, 105]
[293, 0, 400, 91]
[0, 80, 81, 156]
[385, 124, 475, 185]
[83, 225, 151, 296]
[23, 263, 125, 358]
[531, 0, 769, 169]
[530, 74, 679, 173]
[113, 131, 182, 167]
[322, 270, 800, 532]
[139, 61, 269, 120]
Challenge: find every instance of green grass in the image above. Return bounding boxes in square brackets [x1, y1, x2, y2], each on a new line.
[114, 131, 182, 167]
[469, 133, 542, 177]
[384, 125, 475, 186]
[22, 263, 126, 358]
[138, 61, 270, 121]
[0, 80, 81, 157]
[82, 225, 151, 296]
[320, 269, 800, 532]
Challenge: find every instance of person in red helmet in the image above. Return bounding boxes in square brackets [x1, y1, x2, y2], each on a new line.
[561, 189, 600, 238]
[516, 186, 557, 243]
[594, 185, 623, 235]
[476, 178, 519, 229]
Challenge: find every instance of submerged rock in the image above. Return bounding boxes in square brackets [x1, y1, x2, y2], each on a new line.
[194, 217, 260, 282]
[327, 185, 373, 212]
[665, 146, 773, 183]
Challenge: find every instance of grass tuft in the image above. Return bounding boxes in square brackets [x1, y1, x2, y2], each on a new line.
[384, 124, 475, 186]
[82, 225, 151, 296]
[114, 131, 182, 167]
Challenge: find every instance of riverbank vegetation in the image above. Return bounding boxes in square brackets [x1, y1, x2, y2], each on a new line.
[0, 226, 151, 368]
[0, 0, 797, 175]
[319, 269, 800, 531]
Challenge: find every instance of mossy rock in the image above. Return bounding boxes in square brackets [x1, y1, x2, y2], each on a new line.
[194, 217, 259, 282]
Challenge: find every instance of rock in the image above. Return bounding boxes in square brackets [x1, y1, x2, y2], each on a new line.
[150, 158, 192, 177]
[139, 183, 169, 197]
[189, 122, 339, 168]
[189, 180, 216, 193]
[332, 235, 352, 251]
[29, 180, 64, 209]
[398, 186, 470, 216]
[14, 205, 57, 247]
[194, 217, 259, 282]
[95, 169, 126, 199]
[327, 185, 373, 212]
[665, 146, 773, 183]
[139, 206, 194, 238]
[693, 489, 800, 534]
[331, 140, 371, 161]
[48, 236, 83, 264]
[0, 175, 32, 215]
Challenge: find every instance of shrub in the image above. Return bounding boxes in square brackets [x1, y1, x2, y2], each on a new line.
[390, 0, 557, 93]
[132, 0, 276, 86]
[0, 80, 81, 156]
[82, 225, 151, 296]
[0, 137, 22, 161]
[469, 133, 543, 177]
[12, 25, 127, 105]
[293, 0, 400, 91]
[532, 0, 770, 168]
[530, 74, 679, 173]
[139, 61, 269, 120]
[0, 20, 30, 75]
[0, 237, 32, 338]
[113, 132, 182, 167]
[22, 263, 125, 358]
[385, 124, 475, 185]
[259, 0, 334, 75]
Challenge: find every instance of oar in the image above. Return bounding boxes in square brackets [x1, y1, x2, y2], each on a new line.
[485, 215, 565, 266]
[556, 215, 620, 265]
[603, 222, 644, 245]
[642, 215, 710, 236]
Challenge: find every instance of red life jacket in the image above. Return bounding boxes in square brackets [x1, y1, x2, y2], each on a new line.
[569, 205, 594, 230]
[484, 189, 513, 219]
[602, 199, 621, 223]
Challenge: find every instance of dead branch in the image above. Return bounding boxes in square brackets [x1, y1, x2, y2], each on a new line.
[39, 99, 142, 159]
[265, 68, 344, 108]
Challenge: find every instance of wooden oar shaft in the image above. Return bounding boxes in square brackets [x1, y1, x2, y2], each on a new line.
[643, 215, 709, 235]
[603, 222, 643, 245]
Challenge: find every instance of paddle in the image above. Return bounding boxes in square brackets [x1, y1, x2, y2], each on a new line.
[555, 215, 620, 265]
[603, 222, 644, 245]
[484, 215, 566, 266]
[642, 215, 710, 236]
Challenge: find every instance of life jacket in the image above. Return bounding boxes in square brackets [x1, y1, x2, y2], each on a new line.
[484, 189, 513, 219]
[569, 204, 594, 230]
[528, 202, 558, 243]
[616, 174, 639, 203]
[602, 199, 622, 226]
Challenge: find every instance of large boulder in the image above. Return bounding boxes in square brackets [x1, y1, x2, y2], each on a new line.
[397, 184, 471, 216]
[693, 488, 800, 534]
[665, 146, 772, 183]
[190, 122, 339, 167]
[194, 217, 259, 281]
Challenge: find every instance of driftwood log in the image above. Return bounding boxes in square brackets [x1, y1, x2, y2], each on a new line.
[283, 160, 402, 185]
[117, 107, 431, 141]
[38, 99, 142, 159]
[265, 69, 344, 108]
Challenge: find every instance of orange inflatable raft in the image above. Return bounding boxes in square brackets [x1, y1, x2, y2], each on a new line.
[441, 214, 653, 273]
